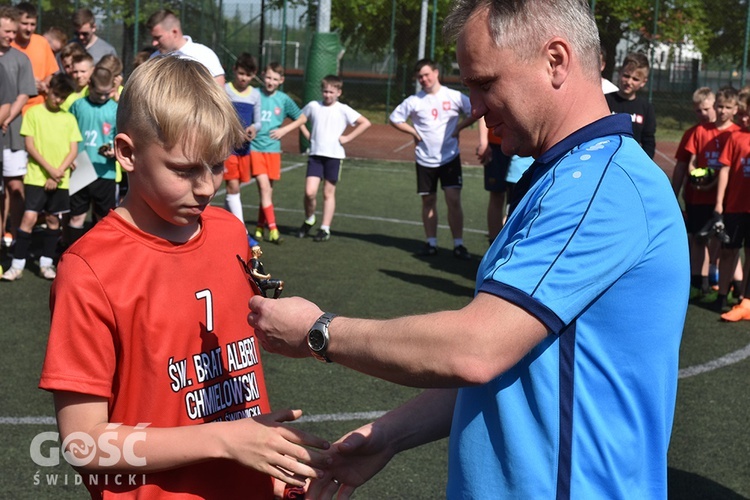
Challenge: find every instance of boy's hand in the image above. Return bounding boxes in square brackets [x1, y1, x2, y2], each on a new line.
[43, 177, 59, 191]
[270, 128, 286, 140]
[339, 134, 352, 146]
[245, 125, 257, 141]
[46, 166, 63, 183]
[225, 408, 331, 487]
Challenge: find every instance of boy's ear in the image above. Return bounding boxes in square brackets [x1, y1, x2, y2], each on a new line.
[114, 133, 136, 173]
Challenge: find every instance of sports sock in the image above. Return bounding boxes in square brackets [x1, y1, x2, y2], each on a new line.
[262, 204, 277, 231]
[731, 280, 743, 298]
[42, 227, 61, 261]
[320, 225, 330, 233]
[453, 238, 464, 248]
[257, 206, 267, 229]
[225, 193, 244, 223]
[700, 276, 710, 294]
[10, 257, 26, 270]
[13, 228, 33, 260]
[426, 237, 437, 247]
[39, 255, 54, 268]
[305, 214, 316, 225]
[67, 225, 86, 246]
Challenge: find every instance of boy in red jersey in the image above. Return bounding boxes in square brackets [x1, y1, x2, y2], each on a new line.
[683, 87, 741, 300]
[715, 93, 750, 321]
[38, 56, 330, 499]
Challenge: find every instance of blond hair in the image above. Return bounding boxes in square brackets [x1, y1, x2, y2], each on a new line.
[117, 56, 244, 168]
[692, 87, 714, 105]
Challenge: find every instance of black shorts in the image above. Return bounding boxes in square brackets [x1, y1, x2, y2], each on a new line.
[24, 184, 69, 215]
[306, 156, 342, 183]
[685, 203, 715, 235]
[723, 212, 750, 249]
[70, 178, 117, 217]
[484, 144, 510, 192]
[416, 156, 462, 195]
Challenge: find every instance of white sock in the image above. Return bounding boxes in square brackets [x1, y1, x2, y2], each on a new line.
[225, 193, 244, 223]
[11, 258, 26, 270]
[320, 225, 330, 233]
[39, 256, 54, 268]
[453, 238, 464, 248]
[305, 214, 316, 225]
[427, 237, 437, 247]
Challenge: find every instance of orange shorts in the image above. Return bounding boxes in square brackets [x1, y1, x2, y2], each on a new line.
[250, 151, 281, 181]
[223, 154, 251, 183]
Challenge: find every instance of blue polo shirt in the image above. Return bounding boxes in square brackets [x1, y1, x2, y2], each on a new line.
[448, 114, 688, 499]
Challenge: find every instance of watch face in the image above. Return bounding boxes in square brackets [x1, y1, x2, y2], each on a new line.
[308, 329, 326, 351]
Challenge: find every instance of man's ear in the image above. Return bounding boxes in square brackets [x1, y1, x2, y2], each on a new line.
[546, 37, 571, 89]
[114, 133, 136, 173]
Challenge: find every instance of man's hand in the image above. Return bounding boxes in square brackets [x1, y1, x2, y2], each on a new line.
[306, 421, 397, 500]
[248, 296, 322, 357]
[246, 125, 257, 142]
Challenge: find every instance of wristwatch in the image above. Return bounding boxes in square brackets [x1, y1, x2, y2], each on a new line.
[307, 312, 337, 363]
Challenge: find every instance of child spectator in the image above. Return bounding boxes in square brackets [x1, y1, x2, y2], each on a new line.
[61, 52, 93, 111]
[250, 62, 307, 244]
[684, 87, 741, 300]
[59, 41, 86, 76]
[671, 87, 716, 196]
[714, 93, 750, 320]
[1, 74, 80, 281]
[605, 52, 656, 158]
[133, 47, 157, 69]
[296, 75, 370, 241]
[38, 56, 329, 497]
[67, 66, 118, 245]
[42, 26, 67, 73]
[96, 54, 124, 101]
[223, 52, 261, 229]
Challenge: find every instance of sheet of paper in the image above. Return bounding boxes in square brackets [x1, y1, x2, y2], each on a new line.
[68, 150, 98, 195]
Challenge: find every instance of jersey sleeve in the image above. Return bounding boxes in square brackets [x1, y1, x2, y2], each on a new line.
[718, 133, 736, 168]
[66, 113, 83, 143]
[39, 252, 118, 397]
[301, 101, 314, 119]
[389, 97, 412, 124]
[284, 94, 302, 120]
[251, 88, 262, 132]
[675, 127, 695, 162]
[19, 106, 38, 136]
[478, 155, 651, 333]
[342, 103, 362, 125]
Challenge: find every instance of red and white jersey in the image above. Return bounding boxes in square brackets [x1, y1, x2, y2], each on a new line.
[389, 85, 471, 167]
[718, 129, 750, 213]
[40, 207, 273, 499]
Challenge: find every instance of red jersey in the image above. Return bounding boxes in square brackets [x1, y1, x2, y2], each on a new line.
[718, 129, 750, 213]
[40, 207, 273, 499]
[683, 122, 740, 205]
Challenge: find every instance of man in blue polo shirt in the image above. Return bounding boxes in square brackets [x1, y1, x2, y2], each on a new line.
[246, 0, 689, 498]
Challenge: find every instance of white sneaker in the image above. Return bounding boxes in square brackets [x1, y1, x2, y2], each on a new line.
[1, 266, 23, 281]
[40, 265, 56, 280]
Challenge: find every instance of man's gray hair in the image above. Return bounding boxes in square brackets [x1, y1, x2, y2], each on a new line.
[444, 0, 601, 81]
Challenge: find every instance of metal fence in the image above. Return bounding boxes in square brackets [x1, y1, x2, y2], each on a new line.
[30, 0, 750, 133]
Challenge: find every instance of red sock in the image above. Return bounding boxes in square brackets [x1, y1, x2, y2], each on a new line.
[262, 204, 277, 230]
[257, 206, 267, 229]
